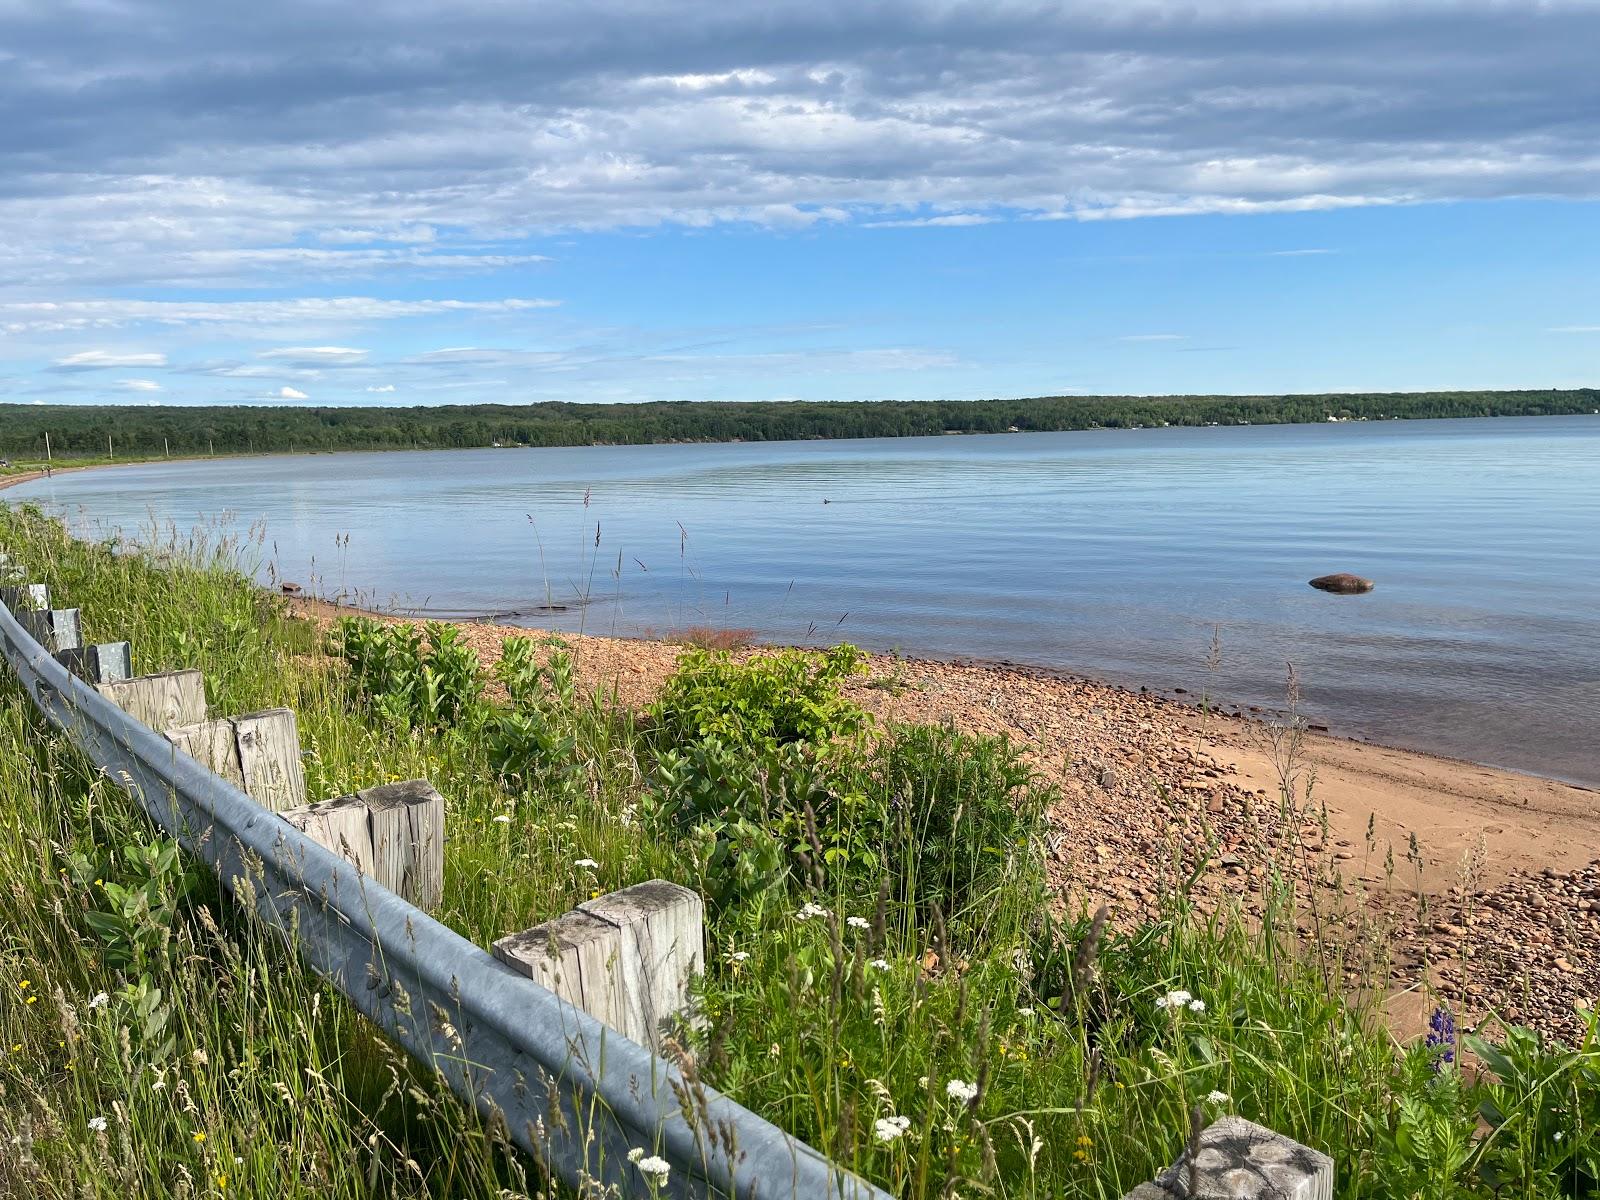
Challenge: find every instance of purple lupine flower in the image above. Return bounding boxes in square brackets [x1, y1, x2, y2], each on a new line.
[1425, 1007, 1456, 1069]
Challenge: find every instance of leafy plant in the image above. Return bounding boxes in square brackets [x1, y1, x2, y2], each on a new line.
[649, 644, 869, 755]
[329, 616, 483, 731]
[71, 838, 196, 975]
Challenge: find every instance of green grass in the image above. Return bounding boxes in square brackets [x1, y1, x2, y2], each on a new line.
[1, 503, 1596, 1198]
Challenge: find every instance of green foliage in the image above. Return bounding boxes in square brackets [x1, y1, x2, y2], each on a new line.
[649, 644, 869, 755]
[68, 838, 195, 975]
[329, 616, 483, 731]
[4, 389, 1599, 463]
[866, 723, 1049, 927]
[483, 636, 577, 791]
[1471, 1016, 1600, 1195]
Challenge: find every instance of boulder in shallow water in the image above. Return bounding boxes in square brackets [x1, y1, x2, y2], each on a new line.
[1308, 573, 1374, 594]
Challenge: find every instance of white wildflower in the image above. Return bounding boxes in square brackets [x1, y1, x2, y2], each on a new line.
[1188, 998, 1207, 1013]
[873, 1115, 911, 1143]
[627, 1147, 645, 1163]
[87, 992, 109, 1010]
[945, 1079, 979, 1104]
[1016, 1007, 1035, 1017]
[728, 951, 750, 963]
[1155, 989, 1193, 1010]
[1206, 1090, 1230, 1104]
[87, 1116, 108, 1132]
[636, 1154, 671, 1182]
[846, 916, 871, 930]
[869, 958, 891, 970]
[574, 858, 599, 869]
[492, 814, 512, 824]
[796, 902, 831, 921]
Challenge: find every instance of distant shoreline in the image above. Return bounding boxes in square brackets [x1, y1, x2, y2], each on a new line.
[3, 388, 1596, 466]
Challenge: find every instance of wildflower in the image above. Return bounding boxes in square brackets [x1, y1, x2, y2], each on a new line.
[88, 1116, 108, 1132]
[945, 1079, 979, 1105]
[193, 1131, 206, 1143]
[575, 858, 599, 869]
[1206, 1090, 1230, 1104]
[1188, 999, 1207, 1013]
[846, 916, 871, 930]
[873, 1115, 911, 1143]
[627, 1147, 645, 1163]
[796, 902, 831, 921]
[1425, 1007, 1457, 1070]
[18, 981, 29, 990]
[216, 1174, 228, 1190]
[636, 1155, 671, 1184]
[1155, 989, 1193, 1010]
[1073, 1148, 1089, 1162]
[728, 951, 750, 963]
[492, 815, 511, 824]
[869, 958, 890, 970]
[87, 992, 109, 1010]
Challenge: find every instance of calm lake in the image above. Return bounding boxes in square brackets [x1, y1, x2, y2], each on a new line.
[12, 415, 1600, 785]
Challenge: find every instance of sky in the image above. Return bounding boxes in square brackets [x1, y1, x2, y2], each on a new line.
[2, 0, 1597, 408]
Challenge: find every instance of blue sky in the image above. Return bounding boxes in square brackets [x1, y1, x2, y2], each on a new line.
[3, 1, 1597, 407]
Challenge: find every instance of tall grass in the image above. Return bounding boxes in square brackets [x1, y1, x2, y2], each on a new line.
[1, 504, 1595, 1198]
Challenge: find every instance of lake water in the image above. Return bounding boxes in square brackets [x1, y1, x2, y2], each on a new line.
[11, 416, 1600, 785]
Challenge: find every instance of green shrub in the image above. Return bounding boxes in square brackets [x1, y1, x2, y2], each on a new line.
[329, 616, 483, 730]
[649, 644, 869, 755]
[483, 636, 577, 790]
[865, 723, 1050, 929]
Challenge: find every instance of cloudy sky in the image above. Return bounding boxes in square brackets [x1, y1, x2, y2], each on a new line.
[3, 0, 1597, 407]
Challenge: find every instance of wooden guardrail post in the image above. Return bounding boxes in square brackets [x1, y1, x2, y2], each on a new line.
[493, 880, 703, 1052]
[280, 780, 444, 909]
[96, 668, 208, 729]
[1125, 1116, 1333, 1200]
[165, 707, 306, 812]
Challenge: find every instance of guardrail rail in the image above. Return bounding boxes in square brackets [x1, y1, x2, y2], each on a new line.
[0, 578, 889, 1200]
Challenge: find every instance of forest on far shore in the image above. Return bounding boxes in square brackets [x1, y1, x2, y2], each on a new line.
[3, 389, 1596, 462]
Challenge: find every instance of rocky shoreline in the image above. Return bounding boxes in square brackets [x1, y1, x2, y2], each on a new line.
[290, 597, 1600, 1040]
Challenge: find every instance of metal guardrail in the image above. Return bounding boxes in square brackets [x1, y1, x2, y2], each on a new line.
[0, 591, 889, 1200]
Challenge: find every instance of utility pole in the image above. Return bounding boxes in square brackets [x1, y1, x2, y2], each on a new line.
[44, 431, 51, 462]
[107, 434, 113, 461]
[164, 437, 170, 458]
[208, 437, 215, 457]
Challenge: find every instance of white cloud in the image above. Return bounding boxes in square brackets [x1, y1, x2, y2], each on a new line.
[3, 298, 557, 335]
[259, 346, 369, 364]
[276, 386, 309, 400]
[51, 350, 168, 369]
[117, 378, 162, 391]
[865, 214, 998, 229]
[365, 383, 396, 392]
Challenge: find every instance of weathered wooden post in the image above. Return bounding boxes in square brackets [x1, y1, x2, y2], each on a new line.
[1124, 1116, 1333, 1200]
[96, 668, 208, 729]
[279, 779, 444, 909]
[493, 880, 703, 1052]
[362, 780, 445, 911]
[165, 707, 307, 811]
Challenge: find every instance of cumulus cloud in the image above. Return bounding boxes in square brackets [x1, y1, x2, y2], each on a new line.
[50, 350, 169, 370]
[275, 386, 310, 400]
[365, 383, 396, 392]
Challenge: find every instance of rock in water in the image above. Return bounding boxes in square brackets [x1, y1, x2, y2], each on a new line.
[1308, 573, 1374, 594]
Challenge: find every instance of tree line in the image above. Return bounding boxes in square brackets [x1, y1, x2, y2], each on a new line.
[3, 390, 1596, 461]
